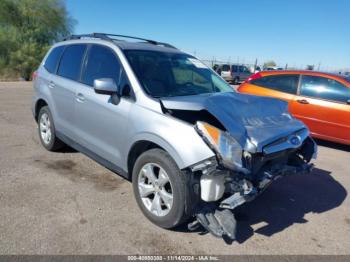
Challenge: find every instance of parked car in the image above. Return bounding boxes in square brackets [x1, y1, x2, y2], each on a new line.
[217, 64, 252, 84]
[238, 70, 350, 145]
[32, 33, 317, 241]
[247, 65, 262, 74]
[263, 66, 284, 71]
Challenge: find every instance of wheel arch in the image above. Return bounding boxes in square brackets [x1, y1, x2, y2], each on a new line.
[35, 99, 48, 122]
[127, 137, 185, 179]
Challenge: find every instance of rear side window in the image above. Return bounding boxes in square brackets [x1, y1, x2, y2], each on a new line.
[250, 74, 299, 94]
[300, 75, 350, 103]
[240, 66, 249, 73]
[57, 44, 86, 81]
[221, 65, 230, 71]
[82, 45, 121, 86]
[44, 46, 65, 74]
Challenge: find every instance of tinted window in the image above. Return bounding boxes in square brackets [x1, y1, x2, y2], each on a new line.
[82, 45, 121, 86]
[240, 66, 249, 73]
[343, 76, 350, 83]
[44, 46, 65, 74]
[300, 75, 350, 103]
[251, 74, 299, 94]
[222, 64, 230, 71]
[57, 44, 86, 81]
[232, 65, 238, 72]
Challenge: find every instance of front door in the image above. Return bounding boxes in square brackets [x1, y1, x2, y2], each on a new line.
[74, 44, 133, 167]
[290, 74, 350, 144]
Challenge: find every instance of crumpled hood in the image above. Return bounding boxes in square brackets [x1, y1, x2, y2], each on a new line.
[160, 92, 307, 152]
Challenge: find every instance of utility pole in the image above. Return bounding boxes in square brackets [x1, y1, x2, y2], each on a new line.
[254, 58, 258, 72]
[317, 62, 321, 71]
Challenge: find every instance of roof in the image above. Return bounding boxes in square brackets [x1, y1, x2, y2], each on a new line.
[114, 41, 184, 53]
[260, 70, 344, 78]
[61, 33, 185, 54]
[258, 70, 350, 84]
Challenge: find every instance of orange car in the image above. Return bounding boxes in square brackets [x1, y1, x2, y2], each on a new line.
[238, 70, 350, 145]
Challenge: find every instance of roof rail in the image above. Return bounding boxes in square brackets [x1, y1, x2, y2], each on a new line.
[63, 33, 177, 49]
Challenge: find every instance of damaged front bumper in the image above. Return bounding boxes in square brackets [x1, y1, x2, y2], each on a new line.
[188, 137, 317, 241]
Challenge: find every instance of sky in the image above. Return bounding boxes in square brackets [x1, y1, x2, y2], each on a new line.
[66, 0, 350, 71]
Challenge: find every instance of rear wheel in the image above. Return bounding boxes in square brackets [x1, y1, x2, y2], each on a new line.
[38, 106, 64, 151]
[132, 148, 196, 228]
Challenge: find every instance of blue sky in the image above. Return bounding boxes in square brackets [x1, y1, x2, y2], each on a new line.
[66, 0, 350, 70]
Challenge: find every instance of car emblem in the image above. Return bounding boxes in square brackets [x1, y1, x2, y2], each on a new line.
[289, 135, 301, 146]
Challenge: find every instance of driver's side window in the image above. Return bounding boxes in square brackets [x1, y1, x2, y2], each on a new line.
[82, 45, 121, 87]
[300, 75, 350, 103]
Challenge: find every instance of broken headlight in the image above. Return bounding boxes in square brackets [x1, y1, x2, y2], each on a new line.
[196, 121, 243, 171]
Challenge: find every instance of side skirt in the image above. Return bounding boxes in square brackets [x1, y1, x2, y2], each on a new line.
[56, 131, 130, 180]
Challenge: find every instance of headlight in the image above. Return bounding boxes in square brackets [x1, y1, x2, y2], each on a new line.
[195, 121, 243, 170]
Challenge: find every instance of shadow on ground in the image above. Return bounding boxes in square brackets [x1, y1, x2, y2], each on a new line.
[177, 168, 347, 244]
[56, 145, 77, 153]
[234, 168, 346, 243]
[315, 139, 350, 152]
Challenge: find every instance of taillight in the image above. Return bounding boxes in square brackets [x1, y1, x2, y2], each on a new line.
[32, 71, 38, 81]
[245, 72, 262, 83]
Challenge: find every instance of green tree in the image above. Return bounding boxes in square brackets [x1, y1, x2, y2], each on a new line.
[0, 0, 75, 80]
[263, 60, 277, 69]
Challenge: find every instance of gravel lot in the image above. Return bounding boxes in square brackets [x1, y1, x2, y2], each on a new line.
[0, 81, 349, 255]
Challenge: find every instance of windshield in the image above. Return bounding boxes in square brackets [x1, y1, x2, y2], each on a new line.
[124, 50, 234, 97]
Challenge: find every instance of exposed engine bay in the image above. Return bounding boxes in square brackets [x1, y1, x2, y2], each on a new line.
[160, 92, 317, 241]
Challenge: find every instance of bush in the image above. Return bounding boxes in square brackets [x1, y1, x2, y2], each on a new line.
[0, 0, 75, 80]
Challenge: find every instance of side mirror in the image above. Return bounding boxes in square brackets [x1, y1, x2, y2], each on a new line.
[94, 78, 118, 95]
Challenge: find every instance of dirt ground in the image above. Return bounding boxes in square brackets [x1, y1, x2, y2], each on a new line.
[0, 82, 349, 254]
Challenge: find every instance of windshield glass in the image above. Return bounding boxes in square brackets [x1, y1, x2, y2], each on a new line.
[124, 50, 234, 97]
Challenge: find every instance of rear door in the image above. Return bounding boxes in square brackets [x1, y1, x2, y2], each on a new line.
[54, 44, 87, 139]
[75, 44, 133, 166]
[289, 75, 350, 143]
[247, 74, 300, 111]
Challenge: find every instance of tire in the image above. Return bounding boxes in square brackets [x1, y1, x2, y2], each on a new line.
[132, 148, 196, 229]
[37, 106, 64, 151]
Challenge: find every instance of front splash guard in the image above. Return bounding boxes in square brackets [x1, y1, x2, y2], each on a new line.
[188, 204, 237, 241]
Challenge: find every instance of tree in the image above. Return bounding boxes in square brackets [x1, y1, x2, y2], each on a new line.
[0, 0, 75, 80]
[263, 60, 277, 69]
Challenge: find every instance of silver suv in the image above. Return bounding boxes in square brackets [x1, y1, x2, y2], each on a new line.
[32, 33, 317, 241]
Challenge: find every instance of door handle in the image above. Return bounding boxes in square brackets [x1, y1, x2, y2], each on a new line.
[296, 99, 309, 104]
[76, 93, 85, 102]
[48, 81, 55, 89]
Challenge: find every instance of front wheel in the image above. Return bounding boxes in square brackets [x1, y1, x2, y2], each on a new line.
[37, 106, 64, 151]
[132, 148, 196, 229]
